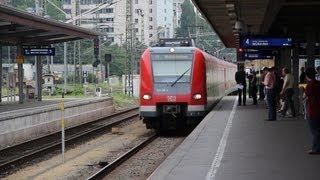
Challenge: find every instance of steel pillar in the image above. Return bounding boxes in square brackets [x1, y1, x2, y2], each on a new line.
[17, 45, 24, 104]
[36, 56, 42, 101]
[292, 46, 300, 115]
[0, 45, 2, 103]
[306, 30, 316, 68]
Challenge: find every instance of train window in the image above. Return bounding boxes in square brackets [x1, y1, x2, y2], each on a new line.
[151, 53, 193, 83]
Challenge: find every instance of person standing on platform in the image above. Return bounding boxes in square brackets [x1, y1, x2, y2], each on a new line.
[259, 68, 267, 100]
[304, 68, 320, 154]
[280, 68, 296, 118]
[263, 67, 277, 121]
[300, 67, 306, 84]
[235, 65, 247, 106]
[250, 72, 258, 105]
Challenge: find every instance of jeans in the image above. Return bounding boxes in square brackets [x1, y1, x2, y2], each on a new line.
[238, 87, 246, 105]
[266, 89, 276, 120]
[281, 88, 296, 117]
[307, 118, 320, 152]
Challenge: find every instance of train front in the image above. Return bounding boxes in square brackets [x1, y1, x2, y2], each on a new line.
[139, 47, 206, 130]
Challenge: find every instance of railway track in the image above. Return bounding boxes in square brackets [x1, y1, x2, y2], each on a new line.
[0, 107, 139, 175]
[87, 134, 158, 180]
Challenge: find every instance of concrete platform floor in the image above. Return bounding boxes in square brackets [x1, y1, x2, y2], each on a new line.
[0, 98, 78, 114]
[149, 96, 320, 180]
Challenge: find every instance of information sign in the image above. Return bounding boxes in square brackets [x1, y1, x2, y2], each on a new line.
[23, 48, 55, 56]
[242, 37, 292, 48]
[244, 53, 273, 60]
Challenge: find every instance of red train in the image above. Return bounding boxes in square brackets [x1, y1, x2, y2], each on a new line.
[139, 42, 237, 130]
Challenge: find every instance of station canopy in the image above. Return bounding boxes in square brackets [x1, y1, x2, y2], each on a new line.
[0, 4, 102, 46]
[192, 0, 320, 48]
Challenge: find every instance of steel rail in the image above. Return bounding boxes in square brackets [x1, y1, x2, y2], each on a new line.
[87, 134, 157, 180]
[0, 107, 139, 174]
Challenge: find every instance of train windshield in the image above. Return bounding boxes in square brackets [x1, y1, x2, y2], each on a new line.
[151, 53, 193, 83]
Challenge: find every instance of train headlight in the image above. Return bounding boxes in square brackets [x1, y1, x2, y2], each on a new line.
[193, 94, 202, 100]
[169, 48, 175, 53]
[142, 94, 152, 100]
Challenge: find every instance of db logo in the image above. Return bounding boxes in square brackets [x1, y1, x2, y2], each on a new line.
[167, 96, 176, 102]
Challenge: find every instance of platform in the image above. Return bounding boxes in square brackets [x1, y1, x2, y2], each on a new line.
[0, 97, 115, 150]
[149, 96, 320, 180]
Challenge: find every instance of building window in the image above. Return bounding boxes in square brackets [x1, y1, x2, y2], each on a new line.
[149, 0, 152, 4]
[135, 18, 139, 23]
[149, 9, 152, 13]
[164, 9, 166, 13]
[107, 37, 114, 42]
[164, 17, 167, 21]
[134, 28, 139, 33]
[149, 34, 153, 38]
[103, 27, 114, 33]
[106, 18, 114, 22]
[105, 8, 114, 13]
[135, 0, 138, 4]
[149, 17, 153, 21]
[149, 25, 153, 30]
[64, 9, 71, 14]
[64, 0, 71, 4]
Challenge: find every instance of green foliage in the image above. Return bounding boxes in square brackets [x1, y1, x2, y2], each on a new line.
[86, 72, 97, 83]
[11, 0, 65, 20]
[112, 90, 138, 108]
[176, 0, 196, 38]
[69, 85, 84, 96]
[175, 0, 236, 60]
[52, 86, 63, 96]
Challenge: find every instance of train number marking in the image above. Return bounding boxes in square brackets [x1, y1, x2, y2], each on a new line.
[167, 96, 177, 102]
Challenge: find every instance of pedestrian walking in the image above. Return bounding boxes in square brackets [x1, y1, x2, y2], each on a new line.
[235, 65, 247, 106]
[280, 68, 296, 118]
[304, 68, 320, 154]
[263, 67, 277, 121]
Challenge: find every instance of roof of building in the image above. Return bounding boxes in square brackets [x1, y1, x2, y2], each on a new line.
[0, 4, 103, 46]
[193, 0, 320, 48]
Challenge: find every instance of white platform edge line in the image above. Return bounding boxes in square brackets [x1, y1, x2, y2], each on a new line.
[206, 97, 238, 180]
[147, 97, 234, 180]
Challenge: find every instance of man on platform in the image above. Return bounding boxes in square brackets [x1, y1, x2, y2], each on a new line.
[304, 68, 320, 154]
[263, 67, 277, 121]
[235, 65, 247, 106]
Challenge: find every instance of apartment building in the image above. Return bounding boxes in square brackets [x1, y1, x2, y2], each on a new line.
[62, 0, 126, 45]
[62, 0, 179, 46]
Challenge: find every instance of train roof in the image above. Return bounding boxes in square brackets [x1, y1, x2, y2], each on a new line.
[149, 46, 197, 54]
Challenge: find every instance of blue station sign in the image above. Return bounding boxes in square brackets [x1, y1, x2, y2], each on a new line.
[23, 48, 55, 56]
[242, 37, 292, 48]
[244, 53, 274, 60]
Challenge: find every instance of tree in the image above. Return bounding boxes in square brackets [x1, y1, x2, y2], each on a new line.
[175, 0, 237, 60]
[175, 0, 196, 38]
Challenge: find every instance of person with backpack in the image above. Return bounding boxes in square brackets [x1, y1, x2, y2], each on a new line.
[304, 68, 320, 154]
